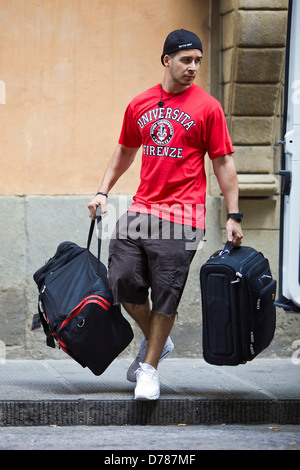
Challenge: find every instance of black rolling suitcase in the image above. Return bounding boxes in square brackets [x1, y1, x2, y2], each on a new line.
[200, 242, 276, 366]
[33, 218, 133, 375]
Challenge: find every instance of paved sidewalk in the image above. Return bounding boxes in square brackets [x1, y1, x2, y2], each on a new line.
[0, 357, 299, 426]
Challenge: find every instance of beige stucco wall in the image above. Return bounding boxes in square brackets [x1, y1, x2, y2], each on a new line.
[0, 0, 210, 196]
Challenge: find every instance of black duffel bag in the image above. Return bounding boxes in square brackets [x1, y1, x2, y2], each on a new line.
[33, 217, 133, 375]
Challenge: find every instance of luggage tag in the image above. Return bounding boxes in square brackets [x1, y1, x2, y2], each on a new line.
[31, 313, 41, 331]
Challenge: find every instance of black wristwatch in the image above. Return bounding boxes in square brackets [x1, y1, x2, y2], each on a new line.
[227, 211, 243, 223]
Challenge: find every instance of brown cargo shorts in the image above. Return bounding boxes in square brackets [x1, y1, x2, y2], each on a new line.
[108, 212, 203, 316]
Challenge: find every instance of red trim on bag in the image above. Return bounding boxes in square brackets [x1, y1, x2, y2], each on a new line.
[58, 295, 110, 331]
[97, 296, 110, 307]
[53, 331, 68, 350]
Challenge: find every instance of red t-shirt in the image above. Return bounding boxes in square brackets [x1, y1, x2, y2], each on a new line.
[118, 83, 234, 228]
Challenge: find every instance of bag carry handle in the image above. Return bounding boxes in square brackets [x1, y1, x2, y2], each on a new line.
[222, 240, 233, 255]
[87, 215, 102, 263]
[87, 219, 95, 250]
[221, 241, 243, 255]
[210, 240, 234, 259]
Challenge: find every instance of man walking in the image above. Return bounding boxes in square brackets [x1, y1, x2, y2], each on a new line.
[88, 29, 243, 400]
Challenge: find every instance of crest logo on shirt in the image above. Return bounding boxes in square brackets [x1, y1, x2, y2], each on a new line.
[150, 119, 174, 146]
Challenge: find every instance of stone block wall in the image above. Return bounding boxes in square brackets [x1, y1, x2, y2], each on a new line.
[210, 0, 288, 258]
[208, 0, 300, 356]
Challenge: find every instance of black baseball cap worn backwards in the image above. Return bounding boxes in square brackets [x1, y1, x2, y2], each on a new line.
[161, 29, 203, 66]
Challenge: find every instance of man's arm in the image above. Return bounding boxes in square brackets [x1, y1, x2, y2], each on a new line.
[212, 154, 243, 247]
[87, 144, 139, 219]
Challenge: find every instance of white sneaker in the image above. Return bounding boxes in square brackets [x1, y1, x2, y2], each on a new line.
[127, 336, 174, 382]
[134, 363, 160, 400]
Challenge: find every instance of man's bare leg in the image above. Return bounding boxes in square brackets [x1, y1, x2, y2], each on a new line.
[123, 300, 151, 339]
[144, 311, 176, 369]
[123, 301, 175, 370]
